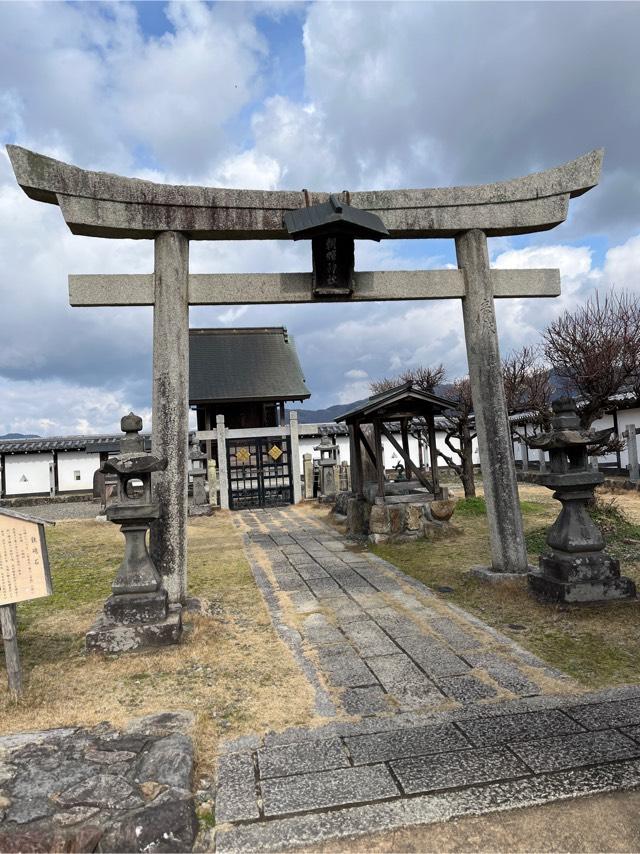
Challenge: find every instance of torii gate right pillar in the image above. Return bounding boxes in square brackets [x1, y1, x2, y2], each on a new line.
[456, 229, 528, 573]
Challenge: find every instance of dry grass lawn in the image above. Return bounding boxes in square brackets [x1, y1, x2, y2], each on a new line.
[371, 483, 640, 689]
[0, 512, 316, 776]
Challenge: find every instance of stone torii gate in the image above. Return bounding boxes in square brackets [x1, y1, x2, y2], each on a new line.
[7, 145, 603, 599]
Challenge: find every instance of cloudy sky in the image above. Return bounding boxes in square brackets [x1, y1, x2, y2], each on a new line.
[1, 0, 639, 435]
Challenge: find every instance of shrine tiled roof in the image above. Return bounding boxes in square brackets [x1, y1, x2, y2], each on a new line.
[189, 327, 310, 404]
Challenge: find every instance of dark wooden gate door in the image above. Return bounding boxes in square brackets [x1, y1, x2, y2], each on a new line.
[227, 436, 293, 509]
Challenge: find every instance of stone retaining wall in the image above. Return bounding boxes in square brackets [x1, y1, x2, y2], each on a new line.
[333, 492, 455, 544]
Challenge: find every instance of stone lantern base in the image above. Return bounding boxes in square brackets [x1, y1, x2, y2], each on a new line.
[86, 602, 182, 654]
[528, 550, 636, 604]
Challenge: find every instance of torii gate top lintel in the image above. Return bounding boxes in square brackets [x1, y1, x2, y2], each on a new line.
[7, 145, 603, 240]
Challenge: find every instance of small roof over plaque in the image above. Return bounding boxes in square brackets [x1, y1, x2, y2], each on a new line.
[284, 195, 389, 241]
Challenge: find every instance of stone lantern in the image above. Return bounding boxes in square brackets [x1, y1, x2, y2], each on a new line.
[188, 434, 210, 516]
[527, 398, 636, 603]
[314, 434, 340, 499]
[86, 413, 182, 652]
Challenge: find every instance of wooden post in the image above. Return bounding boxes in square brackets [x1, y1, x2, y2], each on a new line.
[400, 419, 411, 478]
[627, 424, 639, 483]
[349, 424, 364, 498]
[457, 228, 528, 574]
[373, 420, 386, 500]
[427, 413, 440, 497]
[538, 449, 547, 473]
[0, 604, 22, 698]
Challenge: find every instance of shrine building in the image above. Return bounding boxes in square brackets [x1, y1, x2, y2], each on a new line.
[188, 327, 310, 431]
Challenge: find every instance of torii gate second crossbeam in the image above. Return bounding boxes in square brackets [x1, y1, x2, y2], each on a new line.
[7, 145, 603, 600]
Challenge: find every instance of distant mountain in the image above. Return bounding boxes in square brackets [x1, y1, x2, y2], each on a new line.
[290, 400, 368, 424]
[0, 433, 40, 440]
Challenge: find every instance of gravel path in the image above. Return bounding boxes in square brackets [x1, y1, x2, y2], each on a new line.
[15, 501, 102, 522]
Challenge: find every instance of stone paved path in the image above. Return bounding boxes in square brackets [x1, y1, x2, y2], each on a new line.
[213, 506, 640, 851]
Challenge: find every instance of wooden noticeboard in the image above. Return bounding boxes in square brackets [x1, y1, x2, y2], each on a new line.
[0, 508, 52, 606]
[0, 507, 53, 697]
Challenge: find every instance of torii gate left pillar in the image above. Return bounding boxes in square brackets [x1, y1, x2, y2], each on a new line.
[6, 145, 603, 595]
[151, 232, 189, 602]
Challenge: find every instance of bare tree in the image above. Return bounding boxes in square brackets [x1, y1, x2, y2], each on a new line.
[436, 377, 477, 497]
[370, 364, 446, 395]
[543, 290, 640, 428]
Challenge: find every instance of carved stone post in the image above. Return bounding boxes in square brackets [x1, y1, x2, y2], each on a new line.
[456, 229, 528, 574]
[150, 231, 189, 604]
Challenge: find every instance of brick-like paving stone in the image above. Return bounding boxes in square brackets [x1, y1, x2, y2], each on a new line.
[258, 738, 349, 779]
[346, 724, 469, 765]
[391, 746, 530, 794]
[260, 765, 399, 816]
[218, 507, 640, 850]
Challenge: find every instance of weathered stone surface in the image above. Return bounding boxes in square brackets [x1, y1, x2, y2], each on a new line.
[438, 674, 497, 704]
[464, 652, 541, 696]
[368, 505, 391, 535]
[391, 746, 529, 794]
[125, 711, 195, 737]
[215, 753, 259, 823]
[302, 614, 344, 646]
[261, 765, 399, 816]
[86, 607, 182, 653]
[216, 759, 640, 853]
[99, 786, 197, 853]
[132, 733, 194, 790]
[457, 709, 584, 746]
[346, 724, 469, 765]
[56, 774, 143, 810]
[428, 617, 481, 652]
[429, 500, 456, 521]
[510, 730, 640, 773]
[342, 620, 398, 657]
[316, 645, 377, 688]
[364, 654, 433, 691]
[566, 698, 640, 730]
[341, 687, 391, 716]
[388, 505, 406, 534]
[258, 738, 349, 779]
[9, 145, 602, 240]
[395, 635, 470, 678]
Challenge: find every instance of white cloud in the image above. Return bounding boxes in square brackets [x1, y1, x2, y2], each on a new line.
[344, 369, 368, 379]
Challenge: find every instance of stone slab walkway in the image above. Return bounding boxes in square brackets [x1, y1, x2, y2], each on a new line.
[213, 505, 640, 851]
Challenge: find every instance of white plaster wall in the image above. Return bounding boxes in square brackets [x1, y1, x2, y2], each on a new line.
[57, 451, 101, 492]
[4, 454, 52, 495]
[297, 428, 479, 472]
[592, 407, 640, 469]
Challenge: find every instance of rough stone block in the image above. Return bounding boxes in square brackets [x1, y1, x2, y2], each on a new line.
[347, 497, 370, 535]
[437, 674, 497, 704]
[260, 765, 399, 817]
[132, 733, 194, 790]
[395, 635, 470, 678]
[346, 724, 469, 765]
[430, 499, 456, 521]
[340, 687, 391, 716]
[342, 621, 399, 657]
[428, 617, 481, 652]
[369, 505, 391, 535]
[316, 646, 378, 688]
[510, 729, 640, 773]
[302, 614, 344, 646]
[364, 654, 433, 691]
[99, 786, 197, 853]
[258, 738, 349, 779]
[391, 746, 529, 795]
[388, 505, 406, 534]
[85, 607, 182, 653]
[215, 753, 259, 823]
[566, 698, 640, 730]
[457, 709, 584, 747]
[464, 652, 541, 696]
[367, 607, 423, 638]
[306, 577, 343, 598]
[104, 590, 168, 624]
